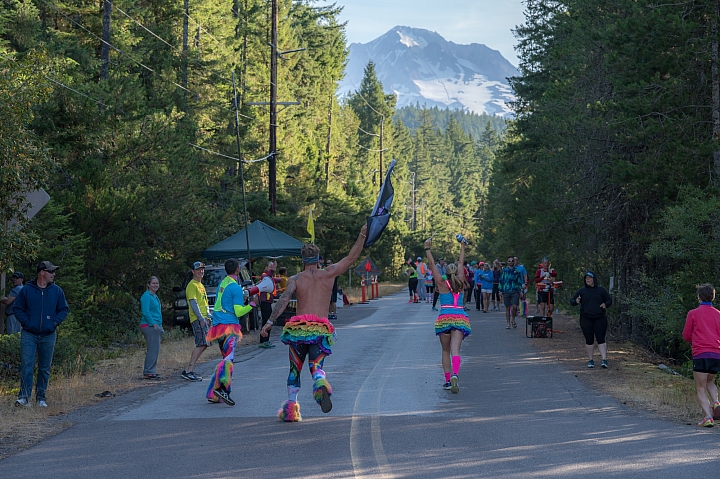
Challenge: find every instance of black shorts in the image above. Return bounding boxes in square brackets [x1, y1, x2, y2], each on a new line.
[693, 358, 720, 374]
[538, 290, 554, 303]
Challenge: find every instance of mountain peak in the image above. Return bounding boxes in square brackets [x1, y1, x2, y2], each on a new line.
[340, 27, 518, 117]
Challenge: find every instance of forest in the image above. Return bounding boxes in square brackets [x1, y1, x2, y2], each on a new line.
[4, 0, 715, 366]
[0, 0, 499, 361]
[487, 0, 720, 360]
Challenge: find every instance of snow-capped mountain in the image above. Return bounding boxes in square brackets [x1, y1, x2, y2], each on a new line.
[339, 26, 519, 117]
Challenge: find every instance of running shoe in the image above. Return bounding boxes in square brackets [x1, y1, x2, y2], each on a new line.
[432, 307, 438, 311]
[181, 370, 202, 381]
[587, 360, 595, 369]
[407, 299, 414, 303]
[450, 375, 459, 394]
[601, 360, 609, 369]
[442, 381, 452, 390]
[698, 416, 714, 427]
[37, 400, 48, 408]
[213, 388, 235, 406]
[258, 342, 275, 348]
[15, 398, 29, 407]
[318, 385, 332, 413]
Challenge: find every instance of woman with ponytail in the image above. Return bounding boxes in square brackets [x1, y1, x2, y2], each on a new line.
[424, 236, 471, 393]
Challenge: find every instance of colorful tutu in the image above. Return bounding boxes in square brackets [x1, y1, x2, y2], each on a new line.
[206, 323, 242, 342]
[280, 314, 336, 355]
[434, 314, 472, 337]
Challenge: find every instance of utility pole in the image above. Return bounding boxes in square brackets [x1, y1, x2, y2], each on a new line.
[325, 95, 333, 187]
[410, 171, 416, 231]
[100, 0, 112, 80]
[269, 0, 279, 214]
[379, 116, 384, 182]
[232, 72, 252, 272]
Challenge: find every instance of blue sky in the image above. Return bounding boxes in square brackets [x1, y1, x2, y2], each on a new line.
[328, 0, 526, 66]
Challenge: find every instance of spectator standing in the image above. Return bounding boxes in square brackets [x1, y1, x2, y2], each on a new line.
[682, 283, 720, 427]
[140, 276, 163, 379]
[570, 272, 612, 369]
[499, 256, 523, 328]
[14, 261, 69, 407]
[491, 259, 502, 311]
[182, 261, 211, 381]
[535, 258, 558, 316]
[424, 267, 434, 303]
[259, 261, 280, 348]
[476, 263, 493, 313]
[2, 271, 25, 334]
[464, 262, 474, 308]
[405, 260, 419, 303]
[416, 257, 427, 302]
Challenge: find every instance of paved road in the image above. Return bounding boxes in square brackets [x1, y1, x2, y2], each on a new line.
[2, 292, 720, 478]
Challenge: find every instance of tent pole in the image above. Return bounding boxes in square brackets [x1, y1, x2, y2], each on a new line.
[232, 71, 252, 275]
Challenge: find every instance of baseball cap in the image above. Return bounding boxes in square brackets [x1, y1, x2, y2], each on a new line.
[417, 256, 422, 261]
[37, 261, 59, 272]
[192, 261, 205, 270]
[11, 271, 24, 279]
[471, 261, 476, 265]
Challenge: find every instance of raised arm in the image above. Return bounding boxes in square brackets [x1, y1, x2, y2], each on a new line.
[328, 224, 367, 278]
[260, 275, 297, 337]
[458, 242, 465, 270]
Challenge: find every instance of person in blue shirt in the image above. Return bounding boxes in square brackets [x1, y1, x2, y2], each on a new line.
[140, 276, 163, 379]
[205, 258, 252, 406]
[476, 263, 494, 313]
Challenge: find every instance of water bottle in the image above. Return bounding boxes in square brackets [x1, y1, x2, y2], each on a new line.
[455, 234, 469, 245]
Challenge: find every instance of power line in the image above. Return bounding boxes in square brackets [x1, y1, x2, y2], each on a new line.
[348, 78, 384, 118]
[39, 0, 212, 102]
[189, 143, 272, 164]
[182, 11, 223, 47]
[107, 0, 231, 84]
[1, 53, 117, 111]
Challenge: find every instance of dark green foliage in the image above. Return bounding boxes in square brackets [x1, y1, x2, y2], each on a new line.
[0, 1, 497, 362]
[488, 0, 719, 357]
[396, 104, 506, 141]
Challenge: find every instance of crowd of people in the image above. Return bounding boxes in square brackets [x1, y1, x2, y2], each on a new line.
[9, 236, 720, 430]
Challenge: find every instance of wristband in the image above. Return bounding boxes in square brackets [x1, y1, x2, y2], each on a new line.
[424, 248, 431, 250]
[266, 321, 273, 326]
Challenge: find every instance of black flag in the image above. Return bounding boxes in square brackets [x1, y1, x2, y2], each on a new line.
[364, 159, 396, 248]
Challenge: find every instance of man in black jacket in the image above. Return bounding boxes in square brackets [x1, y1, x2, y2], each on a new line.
[570, 272, 612, 369]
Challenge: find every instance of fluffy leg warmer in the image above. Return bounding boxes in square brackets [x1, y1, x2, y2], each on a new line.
[278, 400, 301, 422]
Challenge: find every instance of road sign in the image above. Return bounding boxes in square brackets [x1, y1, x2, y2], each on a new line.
[8, 189, 50, 228]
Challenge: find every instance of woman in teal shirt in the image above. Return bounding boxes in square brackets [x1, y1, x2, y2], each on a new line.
[140, 276, 163, 379]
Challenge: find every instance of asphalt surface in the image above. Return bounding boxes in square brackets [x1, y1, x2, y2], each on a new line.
[2, 292, 720, 478]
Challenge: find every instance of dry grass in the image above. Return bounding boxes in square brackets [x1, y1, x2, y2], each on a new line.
[343, 282, 405, 304]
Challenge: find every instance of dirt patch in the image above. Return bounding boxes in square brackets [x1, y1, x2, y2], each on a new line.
[526, 312, 706, 428]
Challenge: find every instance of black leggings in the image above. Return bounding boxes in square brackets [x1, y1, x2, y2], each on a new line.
[426, 284, 434, 295]
[492, 284, 500, 301]
[580, 315, 607, 345]
[408, 278, 418, 297]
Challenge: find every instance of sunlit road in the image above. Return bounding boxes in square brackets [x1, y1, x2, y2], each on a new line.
[2, 292, 720, 478]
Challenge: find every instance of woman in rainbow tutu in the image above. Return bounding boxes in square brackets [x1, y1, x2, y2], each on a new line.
[424, 236, 471, 393]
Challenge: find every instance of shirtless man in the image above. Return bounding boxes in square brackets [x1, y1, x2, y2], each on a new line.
[261, 224, 367, 422]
